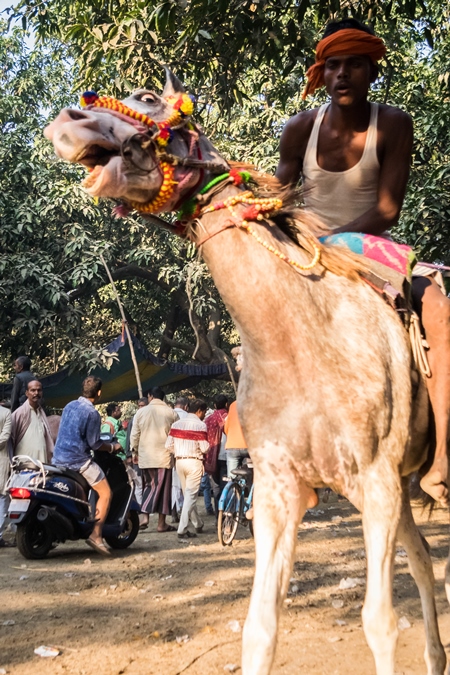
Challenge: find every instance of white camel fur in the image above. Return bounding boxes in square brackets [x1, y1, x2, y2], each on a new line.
[44, 70, 448, 675]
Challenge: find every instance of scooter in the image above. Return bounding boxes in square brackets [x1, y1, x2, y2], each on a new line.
[7, 436, 140, 559]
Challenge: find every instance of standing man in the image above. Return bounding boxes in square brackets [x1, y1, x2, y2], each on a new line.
[101, 403, 127, 459]
[125, 397, 148, 456]
[166, 399, 209, 539]
[0, 404, 12, 548]
[276, 18, 450, 504]
[130, 386, 178, 532]
[125, 397, 148, 506]
[224, 400, 248, 476]
[52, 376, 121, 555]
[174, 397, 189, 419]
[11, 380, 54, 463]
[204, 395, 229, 512]
[10, 356, 35, 412]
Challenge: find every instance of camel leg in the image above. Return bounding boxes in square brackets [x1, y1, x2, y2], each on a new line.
[242, 447, 311, 675]
[362, 472, 402, 675]
[397, 481, 446, 675]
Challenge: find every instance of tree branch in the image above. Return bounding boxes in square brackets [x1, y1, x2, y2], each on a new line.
[66, 262, 174, 301]
[158, 335, 196, 356]
[112, 263, 173, 293]
[158, 301, 183, 360]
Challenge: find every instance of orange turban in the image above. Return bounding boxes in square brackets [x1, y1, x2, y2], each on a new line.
[302, 28, 386, 99]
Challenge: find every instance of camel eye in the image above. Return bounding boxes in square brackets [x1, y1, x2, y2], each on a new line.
[139, 93, 156, 103]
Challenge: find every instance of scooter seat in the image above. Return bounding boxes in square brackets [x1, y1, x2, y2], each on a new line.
[62, 468, 91, 493]
[51, 466, 91, 494]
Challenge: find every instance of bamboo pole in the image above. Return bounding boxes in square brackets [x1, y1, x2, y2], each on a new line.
[99, 253, 143, 398]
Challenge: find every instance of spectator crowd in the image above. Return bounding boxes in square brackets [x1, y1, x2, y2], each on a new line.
[0, 354, 248, 552]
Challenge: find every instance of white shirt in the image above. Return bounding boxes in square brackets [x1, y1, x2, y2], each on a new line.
[165, 413, 209, 460]
[130, 399, 178, 469]
[303, 102, 380, 229]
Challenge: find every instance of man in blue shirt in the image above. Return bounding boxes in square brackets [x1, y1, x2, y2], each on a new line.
[53, 376, 121, 555]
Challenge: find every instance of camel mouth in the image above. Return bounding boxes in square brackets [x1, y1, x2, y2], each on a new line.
[82, 164, 107, 190]
[77, 144, 118, 169]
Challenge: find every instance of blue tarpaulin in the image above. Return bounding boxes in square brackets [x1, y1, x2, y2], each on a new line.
[0, 334, 228, 408]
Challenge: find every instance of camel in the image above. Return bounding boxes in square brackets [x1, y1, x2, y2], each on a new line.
[44, 70, 447, 675]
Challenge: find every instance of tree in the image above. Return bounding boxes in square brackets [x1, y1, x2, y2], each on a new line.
[12, 0, 442, 109]
[1, 0, 450, 378]
[12, 0, 450, 264]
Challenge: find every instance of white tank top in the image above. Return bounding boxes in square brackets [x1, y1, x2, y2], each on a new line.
[302, 102, 380, 229]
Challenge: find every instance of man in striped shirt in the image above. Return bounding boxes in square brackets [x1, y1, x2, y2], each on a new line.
[165, 399, 209, 539]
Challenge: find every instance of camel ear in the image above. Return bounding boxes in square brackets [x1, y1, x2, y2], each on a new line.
[162, 67, 185, 98]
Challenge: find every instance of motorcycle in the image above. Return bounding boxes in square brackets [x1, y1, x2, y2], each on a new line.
[7, 435, 140, 559]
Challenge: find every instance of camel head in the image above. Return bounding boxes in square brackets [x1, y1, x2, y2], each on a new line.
[44, 69, 228, 216]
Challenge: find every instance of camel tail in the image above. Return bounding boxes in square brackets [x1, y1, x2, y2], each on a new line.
[409, 473, 436, 516]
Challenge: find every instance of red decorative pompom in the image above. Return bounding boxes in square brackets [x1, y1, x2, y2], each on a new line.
[80, 91, 99, 108]
[113, 204, 132, 218]
[229, 168, 244, 186]
[242, 205, 260, 221]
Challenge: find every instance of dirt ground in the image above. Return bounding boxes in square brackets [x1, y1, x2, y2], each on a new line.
[1, 493, 450, 675]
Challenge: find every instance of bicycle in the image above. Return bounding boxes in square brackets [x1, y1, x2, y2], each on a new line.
[217, 462, 254, 546]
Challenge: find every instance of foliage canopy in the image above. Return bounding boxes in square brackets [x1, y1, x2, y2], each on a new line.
[1, 0, 449, 383]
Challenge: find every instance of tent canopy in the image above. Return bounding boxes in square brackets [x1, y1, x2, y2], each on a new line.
[1, 334, 228, 408]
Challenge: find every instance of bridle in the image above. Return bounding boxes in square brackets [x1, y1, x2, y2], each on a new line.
[80, 90, 227, 214]
[79, 90, 322, 272]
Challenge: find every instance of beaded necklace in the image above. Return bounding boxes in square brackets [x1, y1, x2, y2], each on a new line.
[200, 191, 321, 271]
[177, 168, 252, 221]
[178, 168, 321, 272]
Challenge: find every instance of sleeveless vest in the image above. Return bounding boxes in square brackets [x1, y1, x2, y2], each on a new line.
[302, 102, 380, 229]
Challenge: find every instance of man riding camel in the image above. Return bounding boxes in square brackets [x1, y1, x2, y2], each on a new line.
[276, 18, 450, 505]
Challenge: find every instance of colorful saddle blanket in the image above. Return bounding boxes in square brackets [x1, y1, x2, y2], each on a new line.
[320, 232, 416, 280]
[320, 232, 417, 315]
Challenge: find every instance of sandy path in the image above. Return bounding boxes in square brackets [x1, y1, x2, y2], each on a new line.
[0, 496, 449, 675]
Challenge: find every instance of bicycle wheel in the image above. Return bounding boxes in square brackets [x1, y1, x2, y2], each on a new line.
[218, 482, 241, 546]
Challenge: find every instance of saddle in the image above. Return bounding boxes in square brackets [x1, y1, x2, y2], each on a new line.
[321, 232, 446, 378]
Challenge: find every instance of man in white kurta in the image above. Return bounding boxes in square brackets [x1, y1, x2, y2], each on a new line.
[166, 399, 209, 539]
[11, 381, 54, 463]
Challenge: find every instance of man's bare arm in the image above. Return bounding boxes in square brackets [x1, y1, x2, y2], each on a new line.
[330, 109, 414, 236]
[275, 112, 314, 187]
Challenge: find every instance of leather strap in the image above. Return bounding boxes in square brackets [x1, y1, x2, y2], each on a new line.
[195, 219, 237, 247]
